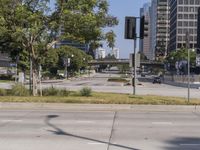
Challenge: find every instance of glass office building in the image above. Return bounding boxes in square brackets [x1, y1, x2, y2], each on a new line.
[169, 0, 200, 51]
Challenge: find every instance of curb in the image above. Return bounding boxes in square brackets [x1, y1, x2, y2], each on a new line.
[0, 103, 199, 112]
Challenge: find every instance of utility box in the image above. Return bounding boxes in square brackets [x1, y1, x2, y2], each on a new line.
[129, 53, 140, 68]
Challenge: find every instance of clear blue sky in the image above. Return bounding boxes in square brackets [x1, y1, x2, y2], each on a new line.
[105, 0, 150, 58]
[50, 0, 150, 58]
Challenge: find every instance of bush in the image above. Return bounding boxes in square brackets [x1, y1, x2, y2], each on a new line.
[10, 84, 29, 96]
[108, 77, 129, 83]
[79, 87, 92, 96]
[42, 86, 70, 96]
[0, 88, 7, 96]
[0, 74, 14, 80]
[58, 89, 71, 96]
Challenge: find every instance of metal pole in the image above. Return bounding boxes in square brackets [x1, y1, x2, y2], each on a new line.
[39, 65, 42, 96]
[133, 39, 137, 95]
[186, 31, 190, 102]
[188, 48, 190, 102]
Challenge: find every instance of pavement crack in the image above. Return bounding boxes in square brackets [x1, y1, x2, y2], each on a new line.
[107, 111, 117, 150]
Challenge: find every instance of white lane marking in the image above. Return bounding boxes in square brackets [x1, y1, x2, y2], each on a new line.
[152, 122, 172, 125]
[88, 142, 106, 145]
[76, 121, 95, 124]
[180, 144, 200, 146]
[1, 120, 23, 123]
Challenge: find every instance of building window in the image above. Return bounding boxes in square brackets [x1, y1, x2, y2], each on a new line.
[190, 0, 194, 5]
[178, 14, 183, 19]
[189, 14, 194, 19]
[179, 0, 183, 4]
[178, 21, 182, 26]
[196, 0, 200, 5]
[184, 14, 188, 19]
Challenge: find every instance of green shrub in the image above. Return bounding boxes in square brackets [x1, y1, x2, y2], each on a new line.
[42, 86, 70, 96]
[0, 88, 7, 96]
[108, 77, 129, 83]
[0, 74, 14, 80]
[42, 86, 59, 96]
[79, 87, 92, 96]
[10, 84, 29, 96]
[58, 89, 71, 96]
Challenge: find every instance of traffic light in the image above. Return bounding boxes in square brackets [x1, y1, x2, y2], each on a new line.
[125, 17, 136, 40]
[140, 16, 148, 39]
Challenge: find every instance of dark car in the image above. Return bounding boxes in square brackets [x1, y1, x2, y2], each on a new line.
[153, 77, 161, 84]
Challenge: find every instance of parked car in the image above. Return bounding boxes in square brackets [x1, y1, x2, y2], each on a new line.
[153, 77, 161, 84]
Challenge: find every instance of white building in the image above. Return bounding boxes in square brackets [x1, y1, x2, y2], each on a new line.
[111, 48, 120, 59]
[95, 48, 106, 59]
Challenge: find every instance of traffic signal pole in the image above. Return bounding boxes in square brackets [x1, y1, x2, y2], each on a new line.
[125, 16, 148, 95]
[133, 38, 137, 95]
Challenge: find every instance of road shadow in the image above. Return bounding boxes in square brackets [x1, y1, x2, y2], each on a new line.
[45, 115, 140, 150]
[163, 137, 200, 150]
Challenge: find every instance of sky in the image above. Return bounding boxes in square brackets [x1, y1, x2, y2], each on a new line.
[105, 0, 150, 58]
[50, 0, 150, 58]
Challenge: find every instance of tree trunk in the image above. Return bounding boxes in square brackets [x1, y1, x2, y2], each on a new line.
[32, 69, 38, 96]
[31, 58, 39, 96]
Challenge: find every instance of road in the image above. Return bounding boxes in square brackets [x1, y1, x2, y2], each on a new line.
[1, 73, 200, 98]
[42, 73, 200, 99]
[0, 105, 200, 150]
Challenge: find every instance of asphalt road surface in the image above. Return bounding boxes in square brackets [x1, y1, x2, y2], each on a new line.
[1, 73, 200, 98]
[42, 73, 200, 99]
[0, 106, 200, 150]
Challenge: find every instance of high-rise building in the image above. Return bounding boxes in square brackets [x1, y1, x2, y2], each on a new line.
[111, 48, 120, 59]
[156, 0, 170, 56]
[149, 0, 157, 60]
[169, 0, 200, 51]
[139, 3, 152, 60]
[197, 7, 200, 49]
[95, 48, 106, 59]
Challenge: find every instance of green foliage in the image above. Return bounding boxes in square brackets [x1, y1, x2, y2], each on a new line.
[42, 87, 70, 96]
[167, 48, 196, 66]
[118, 64, 129, 73]
[79, 87, 92, 97]
[105, 30, 116, 49]
[108, 77, 129, 83]
[42, 48, 59, 72]
[0, 88, 7, 96]
[0, 75, 13, 80]
[57, 46, 92, 72]
[0, 0, 117, 95]
[10, 84, 29, 96]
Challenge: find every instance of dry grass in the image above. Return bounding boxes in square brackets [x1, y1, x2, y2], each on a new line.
[0, 92, 199, 105]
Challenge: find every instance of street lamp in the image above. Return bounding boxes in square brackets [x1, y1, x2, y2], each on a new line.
[187, 48, 199, 102]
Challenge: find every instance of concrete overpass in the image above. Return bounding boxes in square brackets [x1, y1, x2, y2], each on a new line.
[89, 59, 164, 67]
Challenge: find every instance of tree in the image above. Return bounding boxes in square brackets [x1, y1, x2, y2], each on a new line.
[56, 46, 92, 73]
[60, 0, 118, 58]
[0, 0, 118, 95]
[166, 48, 196, 71]
[105, 30, 116, 51]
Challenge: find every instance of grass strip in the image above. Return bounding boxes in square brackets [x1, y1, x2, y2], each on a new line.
[0, 92, 199, 105]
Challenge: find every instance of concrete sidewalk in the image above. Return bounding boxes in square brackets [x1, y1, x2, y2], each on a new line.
[0, 103, 200, 112]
